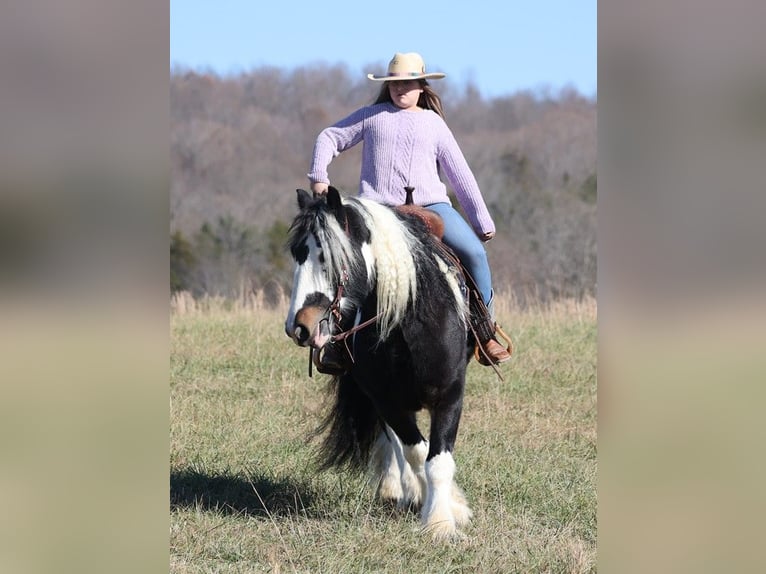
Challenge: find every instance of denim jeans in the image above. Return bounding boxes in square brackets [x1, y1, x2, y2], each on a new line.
[424, 202, 493, 306]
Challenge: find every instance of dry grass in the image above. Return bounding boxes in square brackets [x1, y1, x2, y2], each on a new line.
[170, 293, 596, 573]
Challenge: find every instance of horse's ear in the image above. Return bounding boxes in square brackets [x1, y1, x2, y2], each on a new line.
[326, 186, 343, 213]
[296, 188, 311, 210]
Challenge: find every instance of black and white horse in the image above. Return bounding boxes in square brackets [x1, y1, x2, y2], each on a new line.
[284, 186, 474, 539]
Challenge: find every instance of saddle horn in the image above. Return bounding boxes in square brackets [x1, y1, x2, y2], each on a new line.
[404, 186, 415, 205]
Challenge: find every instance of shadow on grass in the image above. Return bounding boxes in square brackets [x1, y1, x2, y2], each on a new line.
[170, 468, 320, 518]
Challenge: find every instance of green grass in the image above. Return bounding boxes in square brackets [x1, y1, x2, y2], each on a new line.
[170, 298, 597, 573]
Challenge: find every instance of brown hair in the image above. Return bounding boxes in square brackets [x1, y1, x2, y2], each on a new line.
[373, 80, 445, 119]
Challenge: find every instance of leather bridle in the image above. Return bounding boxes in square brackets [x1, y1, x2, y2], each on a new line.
[308, 210, 380, 377]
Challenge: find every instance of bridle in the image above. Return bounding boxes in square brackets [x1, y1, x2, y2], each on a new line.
[307, 208, 380, 377]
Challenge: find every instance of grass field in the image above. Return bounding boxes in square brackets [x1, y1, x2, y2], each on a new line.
[170, 294, 597, 573]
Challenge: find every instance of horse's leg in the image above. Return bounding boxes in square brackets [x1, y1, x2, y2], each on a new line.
[421, 395, 473, 540]
[377, 413, 429, 510]
[370, 425, 403, 502]
[400, 437, 428, 510]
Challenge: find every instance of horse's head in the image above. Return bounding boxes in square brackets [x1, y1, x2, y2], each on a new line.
[284, 186, 365, 349]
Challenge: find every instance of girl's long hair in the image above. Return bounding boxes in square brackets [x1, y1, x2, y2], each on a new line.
[373, 80, 445, 119]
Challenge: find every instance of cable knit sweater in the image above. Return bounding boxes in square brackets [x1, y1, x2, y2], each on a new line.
[308, 102, 495, 235]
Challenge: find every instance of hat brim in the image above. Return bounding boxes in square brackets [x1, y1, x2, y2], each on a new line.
[367, 72, 446, 82]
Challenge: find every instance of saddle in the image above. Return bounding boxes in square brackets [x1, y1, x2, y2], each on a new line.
[393, 186, 445, 239]
[395, 205, 445, 240]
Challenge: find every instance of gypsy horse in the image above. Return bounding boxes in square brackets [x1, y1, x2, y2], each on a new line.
[284, 186, 474, 539]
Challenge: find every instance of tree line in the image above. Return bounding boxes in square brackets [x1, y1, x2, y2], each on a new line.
[170, 63, 596, 305]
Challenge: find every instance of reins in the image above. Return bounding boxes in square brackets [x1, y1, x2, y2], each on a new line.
[326, 270, 381, 351]
[308, 281, 380, 378]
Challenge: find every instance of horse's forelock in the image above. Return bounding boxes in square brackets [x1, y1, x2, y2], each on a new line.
[289, 200, 360, 288]
[317, 211, 356, 281]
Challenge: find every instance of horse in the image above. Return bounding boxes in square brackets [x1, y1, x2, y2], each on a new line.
[284, 186, 475, 540]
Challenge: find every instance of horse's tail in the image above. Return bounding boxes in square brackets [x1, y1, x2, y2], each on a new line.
[311, 374, 381, 473]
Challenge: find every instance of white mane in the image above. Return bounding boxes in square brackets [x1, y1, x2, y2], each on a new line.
[348, 198, 420, 340]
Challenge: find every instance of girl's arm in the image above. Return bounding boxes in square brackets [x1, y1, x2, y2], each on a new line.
[437, 126, 496, 236]
[308, 107, 367, 185]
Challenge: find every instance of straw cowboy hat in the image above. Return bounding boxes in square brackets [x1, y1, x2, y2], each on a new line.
[367, 52, 446, 81]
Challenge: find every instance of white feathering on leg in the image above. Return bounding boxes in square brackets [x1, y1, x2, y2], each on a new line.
[401, 440, 428, 509]
[370, 429, 403, 503]
[421, 452, 468, 540]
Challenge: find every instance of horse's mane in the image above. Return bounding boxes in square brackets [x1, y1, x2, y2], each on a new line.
[350, 198, 421, 339]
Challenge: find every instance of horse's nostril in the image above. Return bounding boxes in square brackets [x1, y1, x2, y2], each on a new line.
[293, 325, 310, 346]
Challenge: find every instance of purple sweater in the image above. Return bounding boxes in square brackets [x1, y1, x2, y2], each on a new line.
[308, 102, 495, 235]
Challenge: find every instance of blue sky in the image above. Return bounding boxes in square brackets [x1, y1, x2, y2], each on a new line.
[171, 1, 596, 99]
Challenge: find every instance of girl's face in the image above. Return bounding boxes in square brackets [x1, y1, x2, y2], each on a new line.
[388, 80, 423, 110]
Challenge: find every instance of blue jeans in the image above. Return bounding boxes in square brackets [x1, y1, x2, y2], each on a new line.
[425, 202, 493, 306]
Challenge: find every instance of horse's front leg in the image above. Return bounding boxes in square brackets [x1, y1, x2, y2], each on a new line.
[421, 397, 473, 540]
[370, 426, 403, 502]
[373, 414, 429, 510]
[371, 425, 427, 508]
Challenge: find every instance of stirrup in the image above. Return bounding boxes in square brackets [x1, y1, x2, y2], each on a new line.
[474, 323, 513, 366]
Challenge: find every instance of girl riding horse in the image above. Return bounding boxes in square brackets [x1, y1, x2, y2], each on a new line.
[307, 51, 511, 371]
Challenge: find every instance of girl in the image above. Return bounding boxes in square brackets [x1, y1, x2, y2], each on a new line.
[308, 52, 510, 367]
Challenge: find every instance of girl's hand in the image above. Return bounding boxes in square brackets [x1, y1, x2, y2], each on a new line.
[480, 231, 495, 242]
[311, 181, 329, 196]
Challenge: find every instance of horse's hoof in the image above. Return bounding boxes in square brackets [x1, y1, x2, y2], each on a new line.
[396, 498, 421, 514]
[421, 519, 459, 542]
[377, 475, 403, 502]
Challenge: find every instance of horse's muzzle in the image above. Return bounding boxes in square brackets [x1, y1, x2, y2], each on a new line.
[289, 306, 331, 349]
